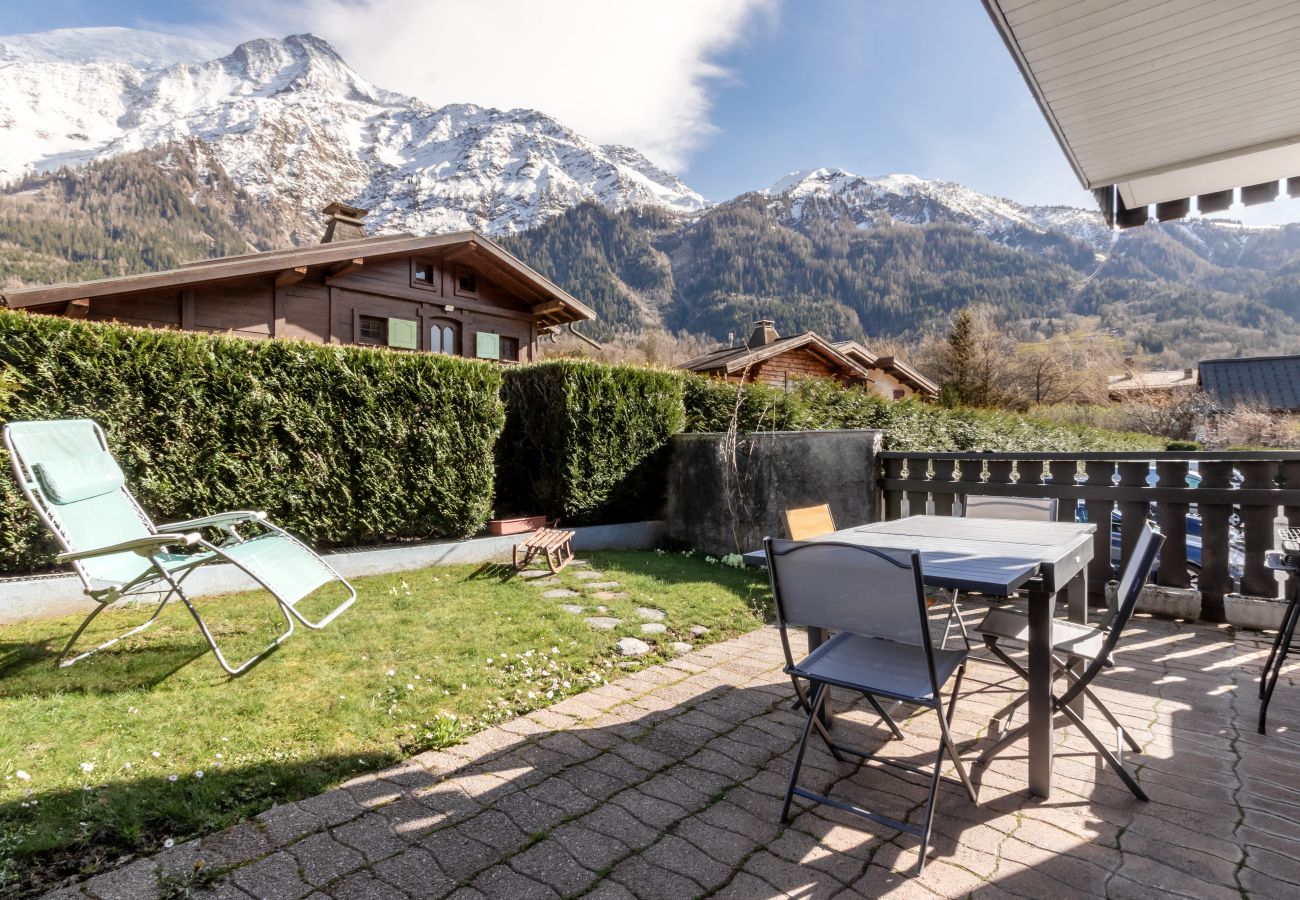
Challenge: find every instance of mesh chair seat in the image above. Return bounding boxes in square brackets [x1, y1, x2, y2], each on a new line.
[792, 632, 967, 703]
[975, 608, 1110, 664]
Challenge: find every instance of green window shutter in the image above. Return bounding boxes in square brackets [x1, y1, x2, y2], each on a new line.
[387, 318, 418, 350]
[476, 331, 500, 360]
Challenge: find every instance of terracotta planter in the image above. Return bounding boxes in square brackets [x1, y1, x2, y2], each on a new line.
[488, 515, 548, 536]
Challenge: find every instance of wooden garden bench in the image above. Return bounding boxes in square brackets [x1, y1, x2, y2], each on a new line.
[514, 527, 576, 574]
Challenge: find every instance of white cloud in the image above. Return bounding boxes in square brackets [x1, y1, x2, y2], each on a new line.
[206, 0, 777, 171]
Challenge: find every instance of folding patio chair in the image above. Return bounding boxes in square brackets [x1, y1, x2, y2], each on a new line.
[784, 503, 967, 650]
[4, 419, 356, 676]
[938, 495, 1062, 650]
[764, 537, 977, 876]
[975, 522, 1163, 800]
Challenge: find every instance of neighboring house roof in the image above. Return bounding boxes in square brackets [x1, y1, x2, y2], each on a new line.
[1107, 368, 1198, 394]
[983, 0, 1300, 227]
[833, 341, 939, 398]
[1199, 355, 1300, 412]
[0, 231, 596, 327]
[680, 331, 871, 379]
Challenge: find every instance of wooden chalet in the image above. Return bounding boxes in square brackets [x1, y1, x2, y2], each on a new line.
[679, 320, 938, 400]
[0, 203, 596, 363]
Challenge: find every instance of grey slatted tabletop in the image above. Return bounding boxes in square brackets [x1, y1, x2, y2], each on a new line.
[744, 516, 1094, 596]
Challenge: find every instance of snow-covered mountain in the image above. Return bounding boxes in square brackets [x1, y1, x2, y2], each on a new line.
[0, 28, 705, 237]
[0, 27, 1271, 255]
[763, 168, 1114, 252]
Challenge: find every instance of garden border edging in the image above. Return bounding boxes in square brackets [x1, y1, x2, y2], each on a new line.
[0, 520, 666, 624]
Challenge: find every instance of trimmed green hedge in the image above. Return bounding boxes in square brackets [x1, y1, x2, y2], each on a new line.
[498, 359, 685, 524]
[0, 310, 505, 574]
[684, 376, 1162, 452]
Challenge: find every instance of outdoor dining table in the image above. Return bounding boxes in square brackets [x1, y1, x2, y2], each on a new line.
[744, 514, 1096, 799]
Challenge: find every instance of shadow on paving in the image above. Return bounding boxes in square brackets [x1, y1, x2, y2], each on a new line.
[21, 613, 1300, 899]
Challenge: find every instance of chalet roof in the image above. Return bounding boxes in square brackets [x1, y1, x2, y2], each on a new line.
[1107, 368, 1198, 393]
[0, 231, 596, 327]
[984, 0, 1300, 228]
[833, 341, 940, 398]
[1199, 355, 1300, 412]
[679, 331, 870, 378]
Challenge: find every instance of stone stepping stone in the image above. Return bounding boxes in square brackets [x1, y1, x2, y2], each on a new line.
[592, 591, 629, 601]
[636, 607, 666, 622]
[616, 637, 651, 656]
[689, 625, 710, 637]
[570, 559, 590, 567]
[518, 570, 553, 580]
[585, 617, 621, 630]
[585, 581, 621, 590]
[574, 571, 605, 580]
[670, 642, 693, 654]
[528, 578, 560, 588]
[640, 623, 667, 635]
[542, 588, 580, 599]
[558, 604, 585, 615]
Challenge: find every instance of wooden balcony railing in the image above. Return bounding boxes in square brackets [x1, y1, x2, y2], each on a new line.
[879, 451, 1300, 621]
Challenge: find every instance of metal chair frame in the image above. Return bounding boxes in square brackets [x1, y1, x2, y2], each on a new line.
[5, 421, 356, 676]
[765, 538, 977, 876]
[977, 523, 1163, 800]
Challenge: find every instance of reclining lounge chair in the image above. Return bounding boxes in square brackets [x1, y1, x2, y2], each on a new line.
[4, 419, 356, 675]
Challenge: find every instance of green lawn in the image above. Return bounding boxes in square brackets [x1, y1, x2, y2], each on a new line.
[0, 551, 769, 895]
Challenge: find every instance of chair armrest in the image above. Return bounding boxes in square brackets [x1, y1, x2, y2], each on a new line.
[55, 533, 200, 564]
[157, 511, 267, 531]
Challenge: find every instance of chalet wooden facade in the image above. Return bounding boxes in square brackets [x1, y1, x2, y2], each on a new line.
[680, 320, 938, 400]
[0, 205, 596, 363]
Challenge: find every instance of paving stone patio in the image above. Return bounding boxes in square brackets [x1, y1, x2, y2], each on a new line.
[42, 604, 1300, 899]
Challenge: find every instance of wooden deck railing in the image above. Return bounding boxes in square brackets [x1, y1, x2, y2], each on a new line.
[879, 451, 1300, 621]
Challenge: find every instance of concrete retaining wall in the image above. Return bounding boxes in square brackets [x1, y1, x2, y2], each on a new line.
[665, 429, 883, 557]
[0, 520, 665, 625]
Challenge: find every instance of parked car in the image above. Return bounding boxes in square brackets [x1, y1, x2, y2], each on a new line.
[1101, 509, 1245, 584]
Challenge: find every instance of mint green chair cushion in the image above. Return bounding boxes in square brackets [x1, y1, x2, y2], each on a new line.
[33, 453, 126, 505]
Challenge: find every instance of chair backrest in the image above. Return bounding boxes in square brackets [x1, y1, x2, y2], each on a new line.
[962, 495, 1059, 521]
[4, 420, 156, 587]
[783, 504, 837, 540]
[1058, 522, 1163, 707]
[1105, 521, 1164, 645]
[765, 538, 931, 648]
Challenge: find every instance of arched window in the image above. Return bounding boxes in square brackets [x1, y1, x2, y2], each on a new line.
[429, 319, 460, 355]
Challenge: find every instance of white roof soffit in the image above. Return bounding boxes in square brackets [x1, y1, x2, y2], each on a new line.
[983, 0, 1300, 227]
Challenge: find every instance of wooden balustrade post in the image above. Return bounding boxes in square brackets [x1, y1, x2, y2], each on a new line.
[883, 456, 905, 521]
[931, 458, 958, 516]
[1280, 460, 1300, 600]
[1047, 460, 1078, 522]
[1084, 460, 1116, 605]
[1154, 459, 1191, 589]
[1116, 461, 1150, 575]
[1198, 460, 1235, 622]
[1239, 460, 1281, 599]
[956, 459, 984, 515]
[906, 457, 932, 518]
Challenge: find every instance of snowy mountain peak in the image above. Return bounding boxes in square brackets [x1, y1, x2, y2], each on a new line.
[764, 167, 1113, 250]
[0, 29, 702, 236]
[0, 27, 230, 68]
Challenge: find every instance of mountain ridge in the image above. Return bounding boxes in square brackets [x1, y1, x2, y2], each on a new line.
[3, 27, 1300, 367]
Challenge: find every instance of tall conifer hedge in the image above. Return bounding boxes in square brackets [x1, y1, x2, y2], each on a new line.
[0, 310, 504, 573]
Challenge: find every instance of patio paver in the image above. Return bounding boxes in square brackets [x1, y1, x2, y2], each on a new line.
[41, 604, 1300, 899]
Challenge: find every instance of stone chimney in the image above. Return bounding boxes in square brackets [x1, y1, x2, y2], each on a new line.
[320, 202, 369, 243]
[746, 319, 779, 349]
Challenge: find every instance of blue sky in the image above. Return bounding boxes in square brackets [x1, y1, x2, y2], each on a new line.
[5, 0, 1300, 225]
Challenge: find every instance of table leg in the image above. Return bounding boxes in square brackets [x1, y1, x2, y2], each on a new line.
[1066, 570, 1089, 719]
[1027, 586, 1054, 799]
[807, 626, 831, 726]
